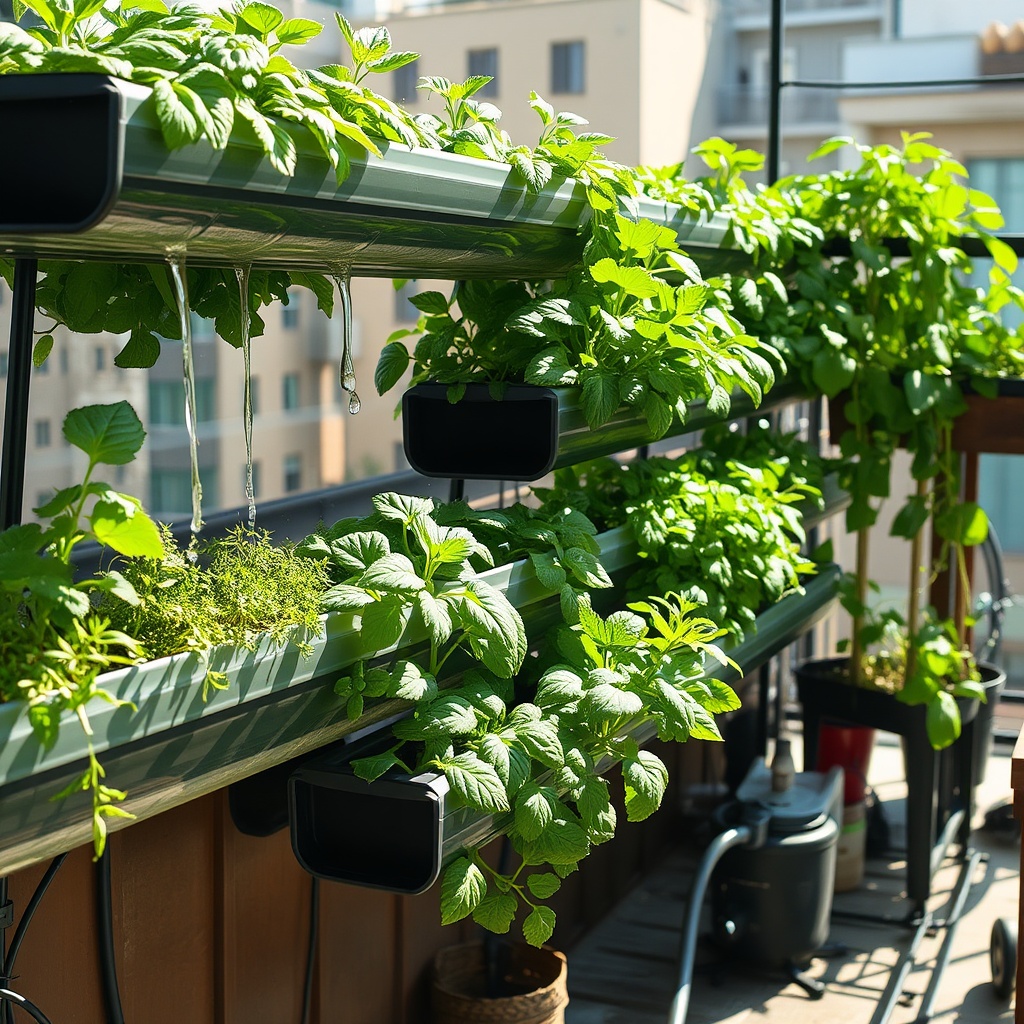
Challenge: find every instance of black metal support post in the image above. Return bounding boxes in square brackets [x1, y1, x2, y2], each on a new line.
[766, 0, 784, 185]
[0, 257, 38, 531]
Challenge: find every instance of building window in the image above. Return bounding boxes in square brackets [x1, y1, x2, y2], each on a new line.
[149, 378, 217, 424]
[284, 453, 302, 493]
[282, 373, 301, 411]
[394, 58, 419, 104]
[151, 468, 217, 516]
[282, 293, 300, 330]
[468, 48, 498, 97]
[34, 419, 51, 448]
[551, 41, 585, 95]
[95, 346, 106, 371]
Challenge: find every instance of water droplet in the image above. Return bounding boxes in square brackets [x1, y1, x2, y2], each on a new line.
[342, 370, 357, 392]
[167, 254, 203, 540]
[348, 392, 361, 415]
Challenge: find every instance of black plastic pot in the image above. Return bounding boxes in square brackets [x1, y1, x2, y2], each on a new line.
[288, 746, 506, 894]
[794, 657, 1002, 910]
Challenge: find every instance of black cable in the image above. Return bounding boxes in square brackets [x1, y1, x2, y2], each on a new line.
[95, 849, 126, 1024]
[0, 989, 51, 1024]
[301, 876, 319, 1024]
[6, 856, 66, 975]
[2, 855, 66, 1024]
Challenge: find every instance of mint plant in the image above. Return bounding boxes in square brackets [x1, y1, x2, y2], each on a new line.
[0, 401, 163, 855]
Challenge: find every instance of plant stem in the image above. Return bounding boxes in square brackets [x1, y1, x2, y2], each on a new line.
[905, 476, 928, 685]
[850, 525, 869, 687]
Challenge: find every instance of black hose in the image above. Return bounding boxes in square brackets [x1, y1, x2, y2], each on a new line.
[3, 855, 67, 1024]
[301, 877, 319, 1024]
[0, 988, 51, 1024]
[95, 849, 126, 1024]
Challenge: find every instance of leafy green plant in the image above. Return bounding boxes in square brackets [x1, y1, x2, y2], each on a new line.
[104, 524, 332, 696]
[535, 424, 823, 639]
[376, 212, 776, 438]
[364, 593, 738, 946]
[0, 401, 163, 854]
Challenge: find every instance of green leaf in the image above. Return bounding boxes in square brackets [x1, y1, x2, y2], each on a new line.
[441, 753, 509, 812]
[152, 77, 202, 149]
[359, 597, 411, 651]
[351, 750, 402, 782]
[91, 570, 140, 606]
[522, 817, 589, 866]
[63, 402, 146, 466]
[526, 873, 562, 900]
[580, 370, 620, 429]
[440, 856, 487, 925]
[374, 341, 410, 395]
[89, 493, 164, 558]
[388, 660, 436, 703]
[925, 691, 961, 750]
[114, 329, 161, 370]
[529, 552, 567, 592]
[891, 496, 930, 540]
[238, 2, 284, 34]
[449, 580, 527, 678]
[472, 892, 517, 934]
[582, 683, 643, 720]
[320, 583, 375, 612]
[811, 347, 856, 397]
[330, 531, 391, 573]
[935, 501, 988, 547]
[561, 547, 612, 589]
[417, 590, 453, 647]
[32, 334, 53, 368]
[522, 906, 556, 947]
[372, 492, 433, 523]
[589, 258, 659, 299]
[526, 346, 577, 387]
[516, 784, 558, 842]
[359, 553, 424, 592]
[622, 750, 668, 821]
[276, 18, 323, 44]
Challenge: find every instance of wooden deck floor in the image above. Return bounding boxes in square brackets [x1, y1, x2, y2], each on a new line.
[564, 739, 1019, 1024]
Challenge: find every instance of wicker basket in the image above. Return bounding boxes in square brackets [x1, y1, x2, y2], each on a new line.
[432, 941, 568, 1024]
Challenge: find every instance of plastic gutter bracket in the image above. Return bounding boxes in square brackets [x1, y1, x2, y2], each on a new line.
[0, 74, 737, 278]
[402, 380, 809, 481]
[283, 565, 841, 894]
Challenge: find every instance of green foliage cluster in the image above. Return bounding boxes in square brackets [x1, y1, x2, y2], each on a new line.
[0, 401, 164, 854]
[1, 0, 631, 371]
[376, 212, 777, 437]
[105, 524, 332, 695]
[535, 425, 824, 640]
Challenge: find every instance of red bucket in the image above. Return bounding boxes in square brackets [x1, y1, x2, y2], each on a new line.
[817, 722, 875, 805]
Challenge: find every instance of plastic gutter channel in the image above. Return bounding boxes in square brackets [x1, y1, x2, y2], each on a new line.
[0, 74, 742, 278]
[552, 379, 811, 470]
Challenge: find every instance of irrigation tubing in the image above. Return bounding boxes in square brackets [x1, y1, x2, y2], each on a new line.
[96, 849, 126, 1024]
[301, 876, 319, 1024]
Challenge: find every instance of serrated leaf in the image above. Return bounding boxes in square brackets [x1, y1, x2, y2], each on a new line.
[580, 371, 620, 429]
[359, 597, 411, 651]
[623, 751, 668, 821]
[448, 580, 527, 678]
[64, 401, 146, 465]
[114, 328, 161, 369]
[276, 17, 322, 44]
[321, 583, 375, 611]
[526, 873, 562, 900]
[581, 682, 643, 720]
[521, 817, 590, 866]
[372, 492, 434, 523]
[440, 856, 487, 925]
[529, 551, 567, 592]
[330, 530, 391, 574]
[522, 906, 556, 947]
[418, 589, 453, 646]
[516, 784, 558, 842]
[359, 553, 424, 593]
[472, 892, 517, 934]
[441, 753, 509, 812]
[562, 547, 612, 589]
[388, 660, 436, 703]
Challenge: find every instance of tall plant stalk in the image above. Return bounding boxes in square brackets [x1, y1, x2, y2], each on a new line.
[905, 476, 929, 685]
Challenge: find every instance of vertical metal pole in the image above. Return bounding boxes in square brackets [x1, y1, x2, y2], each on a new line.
[0, 257, 38, 531]
[767, 0, 784, 185]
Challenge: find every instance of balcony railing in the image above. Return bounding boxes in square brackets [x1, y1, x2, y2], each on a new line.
[731, 0, 881, 14]
[717, 86, 840, 128]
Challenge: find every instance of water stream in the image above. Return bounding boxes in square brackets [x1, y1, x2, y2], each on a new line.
[331, 271, 360, 415]
[167, 255, 203, 549]
[235, 266, 256, 529]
